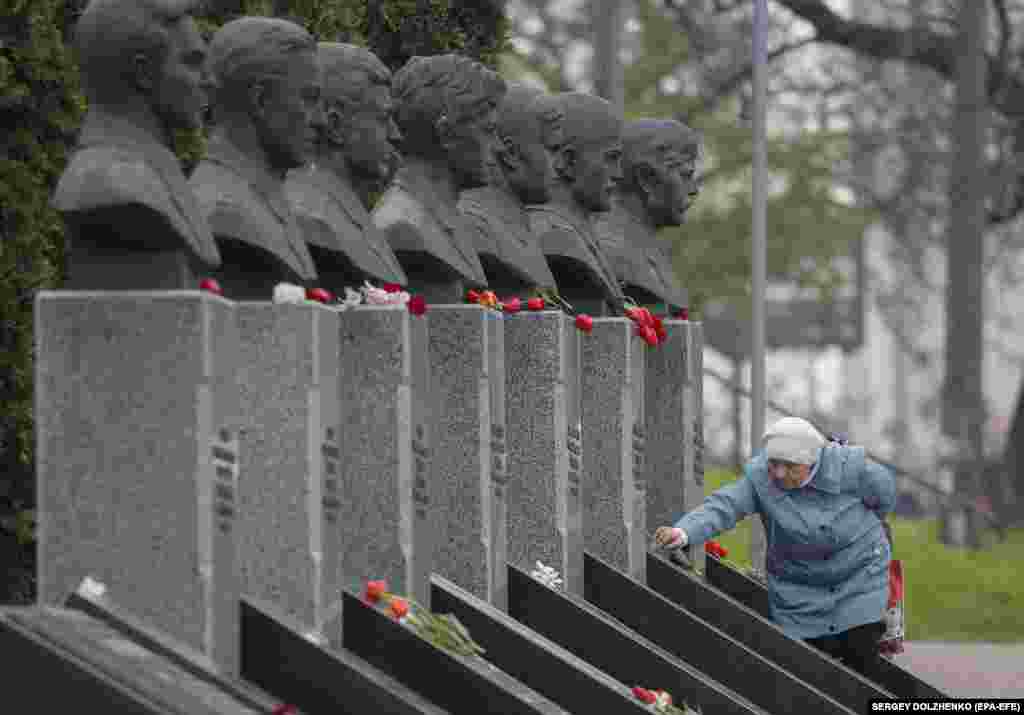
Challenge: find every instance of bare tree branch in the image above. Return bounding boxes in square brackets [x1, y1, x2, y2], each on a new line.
[773, 0, 1024, 119]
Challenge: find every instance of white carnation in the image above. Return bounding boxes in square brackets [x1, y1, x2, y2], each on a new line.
[273, 282, 306, 304]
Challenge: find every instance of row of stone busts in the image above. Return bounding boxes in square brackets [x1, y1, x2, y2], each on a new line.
[54, 3, 699, 313]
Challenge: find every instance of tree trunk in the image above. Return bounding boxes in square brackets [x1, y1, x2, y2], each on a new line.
[941, 0, 988, 549]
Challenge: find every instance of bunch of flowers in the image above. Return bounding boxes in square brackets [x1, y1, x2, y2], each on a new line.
[631, 686, 697, 714]
[624, 303, 668, 348]
[529, 561, 564, 590]
[465, 289, 545, 315]
[271, 281, 427, 315]
[704, 540, 729, 560]
[363, 580, 485, 657]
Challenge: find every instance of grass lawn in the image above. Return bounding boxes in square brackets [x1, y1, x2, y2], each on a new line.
[700, 469, 1024, 643]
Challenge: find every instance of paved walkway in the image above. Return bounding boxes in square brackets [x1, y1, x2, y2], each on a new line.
[892, 642, 1024, 698]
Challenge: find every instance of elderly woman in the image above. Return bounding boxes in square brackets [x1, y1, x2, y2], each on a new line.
[655, 417, 895, 678]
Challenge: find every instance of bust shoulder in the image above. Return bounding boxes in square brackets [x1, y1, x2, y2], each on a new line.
[372, 183, 447, 253]
[286, 174, 360, 251]
[190, 159, 281, 246]
[55, 145, 178, 222]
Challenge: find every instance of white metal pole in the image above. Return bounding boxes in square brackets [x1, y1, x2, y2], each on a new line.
[750, 0, 769, 576]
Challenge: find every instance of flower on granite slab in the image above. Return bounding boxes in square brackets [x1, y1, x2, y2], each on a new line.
[530, 561, 564, 590]
[632, 686, 695, 714]
[389, 597, 409, 619]
[363, 281, 409, 306]
[77, 575, 107, 600]
[364, 579, 388, 604]
[407, 294, 427, 316]
[575, 314, 594, 334]
[361, 580, 485, 657]
[273, 282, 306, 304]
[704, 540, 728, 559]
[271, 704, 298, 715]
[199, 278, 222, 296]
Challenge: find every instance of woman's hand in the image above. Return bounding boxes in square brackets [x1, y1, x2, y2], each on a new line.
[654, 526, 687, 549]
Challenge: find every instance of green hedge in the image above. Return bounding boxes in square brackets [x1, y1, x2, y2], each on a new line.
[0, 0, 507, 604]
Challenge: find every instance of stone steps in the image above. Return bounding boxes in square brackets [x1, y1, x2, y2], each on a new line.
[703, 553, 947, 699]
[646, 550, 895, 710]
[584, 551, 858, 715]
[506, 561, 770, 715]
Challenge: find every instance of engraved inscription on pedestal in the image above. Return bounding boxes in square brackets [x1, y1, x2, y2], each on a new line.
[212, 429, 238, 535]
[413, 425, 431, 521]
[567, 421, 582, 498]
[322, 427, 341, 525]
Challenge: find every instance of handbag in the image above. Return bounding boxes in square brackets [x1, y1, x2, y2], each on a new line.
[878, 558, 905, 656]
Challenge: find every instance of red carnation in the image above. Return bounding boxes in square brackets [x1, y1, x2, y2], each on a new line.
[199, 278, 222, 296]
[408, 295, 427, 316]
[466, 289, 481, 304]
[527, 296, 545, 311]
[632, 687, 657, 704]
[389, 597, 410, 619]
[383, 283, 403, 294]
[272, 704, 298, 715]
[306, 287, 333, 304]
[364, 579, 387, 603]
[575, 314, 594, 334]
[653, 316, 668, 343]
[503, 297, 522, 314]
[637, 324, 658, 347]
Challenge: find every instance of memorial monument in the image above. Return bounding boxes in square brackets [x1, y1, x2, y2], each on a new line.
[52, 0, 221, 290]
[373, 54, 502, 302]
[593, 119, 699, 311]
[191, 16, 320, 300]
[457, 83, 560, 296]
[286, 43, 408, 292]
[527, 92, 626, 316]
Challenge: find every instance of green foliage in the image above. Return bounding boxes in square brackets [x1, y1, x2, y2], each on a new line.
[703, 469, 1024, 642]
[0, 0, 84, 602]
[365, 0, 509, 72]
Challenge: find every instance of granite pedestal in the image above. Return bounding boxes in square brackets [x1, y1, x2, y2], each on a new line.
[504, 311, 583, 595]
[580, 318, 646, 582]
[644, 319, 704, 570]
[428, 306, 507, 608]
[336, 305, 434, 608]
[234, 302, 341, 643]
[36, 291, 241, 674]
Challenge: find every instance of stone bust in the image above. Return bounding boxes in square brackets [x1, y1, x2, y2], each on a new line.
[190, 16, 321, 300]
[457, 83, 559, 296]
[285, 43, 407, 292]
[53, 0, 221, 290]
[372, 54, 503, 302]
[527, 92, 626, 316]
[593, 118, 700, 311]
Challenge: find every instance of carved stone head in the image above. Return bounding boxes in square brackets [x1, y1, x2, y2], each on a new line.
[391, 54, 506, 189]
[493, 83, 565, 205]
[552, 92, 623, 213]
[75, 0, 212, 134]
[318, 42, 402, 186]
[207, 16, 323, 172]
[621, 119, 702, 227]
